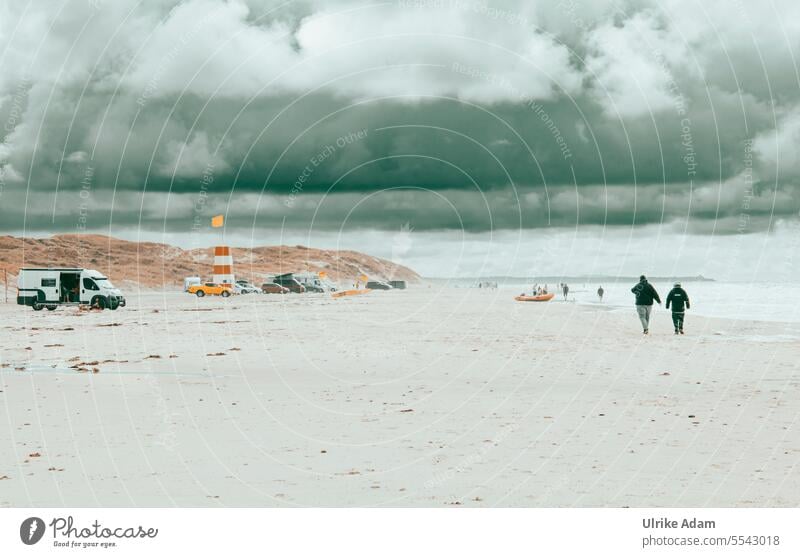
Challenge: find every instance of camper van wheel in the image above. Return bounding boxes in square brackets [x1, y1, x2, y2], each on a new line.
[92, 296, 107, 310]
[196, 290, 205, 297]
[32, 302, 44, 311]
[221, 290, 231, 298]
[46, 305, 57, 311]
[109, 299, 119, 310]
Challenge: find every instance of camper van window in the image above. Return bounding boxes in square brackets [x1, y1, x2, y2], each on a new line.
[95, 277, 115, 287]
[41, 278, 56, 287]
[82, 278, 99, 290]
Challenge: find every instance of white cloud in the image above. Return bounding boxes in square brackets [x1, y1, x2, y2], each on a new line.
[158, 132, 230, 178]
[753, 108, 800, 180]
[585, 12, 699, 117]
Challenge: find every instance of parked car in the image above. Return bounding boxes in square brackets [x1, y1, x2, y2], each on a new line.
[261, 282, 290, 294]
[366, 280, 393, 290]
[388, 280, 407, 290]
[272, 274, 306, 293]
[188, 283, 232, 297]
[234, 280, 260, 294]
[293, 272, 337, 292]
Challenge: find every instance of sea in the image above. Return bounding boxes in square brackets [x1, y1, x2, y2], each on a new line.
[432, 278, 800, 325]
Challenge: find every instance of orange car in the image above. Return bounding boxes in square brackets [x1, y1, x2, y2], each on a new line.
[188, 283, 232, 297]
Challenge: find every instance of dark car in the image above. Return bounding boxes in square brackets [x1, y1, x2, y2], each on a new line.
[388, 280, 407, 290]
[261, 282, 290, 294]
[272, 275, 306, 293]
[365, 281, 393, 290]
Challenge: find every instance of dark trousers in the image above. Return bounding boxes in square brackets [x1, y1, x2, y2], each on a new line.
[671, 311, 685, 331]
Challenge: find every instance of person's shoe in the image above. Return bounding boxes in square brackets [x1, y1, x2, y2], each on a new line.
[643, 329, 648, 335]
[679, 329, 684, 335]
[674, 329, 679, 335]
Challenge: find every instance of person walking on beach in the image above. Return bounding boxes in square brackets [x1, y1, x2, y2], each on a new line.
[597, 285, 604, 301]
[562, 283, 569, 300]
[631, 275, 661, 334]
[666, 282, 690, 335]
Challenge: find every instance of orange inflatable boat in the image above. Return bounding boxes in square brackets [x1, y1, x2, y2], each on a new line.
[514, 293, 555, 302]
[332, 289, 372, 299]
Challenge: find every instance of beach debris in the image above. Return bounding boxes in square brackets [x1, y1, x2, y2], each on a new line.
[97, 322, 123, 327]
[229, 347, 241, 351]
[399, 408, 414, 413]
[660, 372, 671, 376]
[63, 327, 74, 331]
[336, 470, 361, 476]
[206, 352, 226, 356]
[28, 452, 41, 458]
[44, 344, 64, 347]
[688, 415, 696, 418]
[145, 354, 161, 359]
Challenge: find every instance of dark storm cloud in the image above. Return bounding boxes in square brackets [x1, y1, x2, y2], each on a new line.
[1, 0, 799, 233]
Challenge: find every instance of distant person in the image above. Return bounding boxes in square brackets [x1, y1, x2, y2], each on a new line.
[666, 282, 690, 335]
[631, 275, 661, 334]
[562, 283, 569, 300]
[597, 286, 604, 301]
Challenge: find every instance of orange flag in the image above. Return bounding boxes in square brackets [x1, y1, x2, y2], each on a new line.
[211, 215, 224, 228]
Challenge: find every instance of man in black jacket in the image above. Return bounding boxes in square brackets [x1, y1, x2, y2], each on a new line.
[666, 282, 690, 334]
[631, 275, 661, 334]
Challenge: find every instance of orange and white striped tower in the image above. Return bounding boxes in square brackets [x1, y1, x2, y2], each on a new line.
[212, 245, 234, 285]
[211, 215, 234, 285]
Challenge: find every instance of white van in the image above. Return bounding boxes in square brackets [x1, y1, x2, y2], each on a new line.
[184, 276, 201, 292]
[17, 268, 126, 311]
[292, 273, 337, 292]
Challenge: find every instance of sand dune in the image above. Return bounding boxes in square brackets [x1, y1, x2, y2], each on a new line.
[2, 287, 799, 507]
[0, 234, 420, 288]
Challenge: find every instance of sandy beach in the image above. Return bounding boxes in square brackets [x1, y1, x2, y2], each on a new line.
[2, 287, 799, 507]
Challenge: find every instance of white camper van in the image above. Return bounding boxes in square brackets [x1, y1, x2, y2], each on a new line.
[293, 272, 337, 292]
[17, 268, 126, 311]
[184, 276, 201, 292]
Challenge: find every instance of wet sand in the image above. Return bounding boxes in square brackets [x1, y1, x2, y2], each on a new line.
[2, 287, 799, 507]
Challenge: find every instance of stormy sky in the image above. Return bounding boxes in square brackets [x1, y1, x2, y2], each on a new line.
[1, 0, 799, 277]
